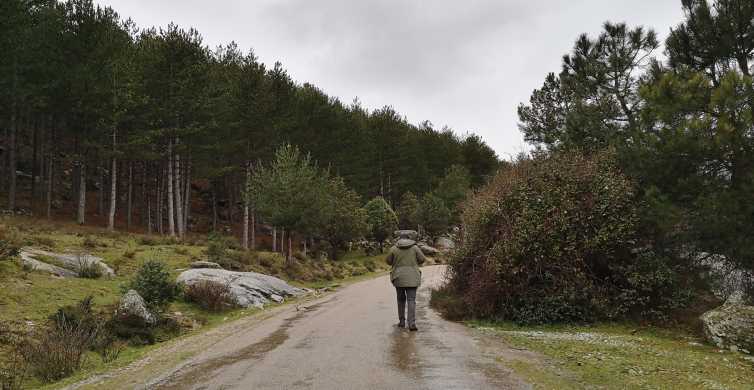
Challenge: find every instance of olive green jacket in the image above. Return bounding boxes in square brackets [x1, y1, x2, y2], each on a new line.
[386, 239, 427, 287]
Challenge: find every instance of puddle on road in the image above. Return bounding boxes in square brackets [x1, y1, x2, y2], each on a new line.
[155, 303, 324, 390]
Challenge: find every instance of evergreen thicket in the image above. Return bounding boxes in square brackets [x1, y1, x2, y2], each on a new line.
[442, 0, 754, 324]
[517, 0, 754, 287]
[0, 0, 499, 242]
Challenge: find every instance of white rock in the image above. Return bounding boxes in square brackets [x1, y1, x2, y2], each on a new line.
[700, 296, 754, 354]
[20, 248, 115, 277]
[116, 290, 157, 325]
[435, 237, 455, 251]
[190, 261, 223, 269]
[177, 269, 307, 308]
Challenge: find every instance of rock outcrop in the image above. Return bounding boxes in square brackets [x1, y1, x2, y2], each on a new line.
[435, 237, 455, 251]
[177, 269, 307, 308]
[190, 261, 223, 269]
[701, 295, 754, 354]
[19, 248, 114, 277]
[116, 290, 157, 325]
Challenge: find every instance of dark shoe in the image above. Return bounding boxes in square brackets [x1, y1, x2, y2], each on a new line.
[396, 322, 405, 328]
[409, 325, 418, 331]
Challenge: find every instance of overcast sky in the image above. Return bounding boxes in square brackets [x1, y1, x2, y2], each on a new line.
[95, 0, 685, 159]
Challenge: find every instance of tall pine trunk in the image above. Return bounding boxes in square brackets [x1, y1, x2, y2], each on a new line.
[166, 141, 176, 237]
[251, 212, 256, 250]
[107, 128, 117, 231]
[46, 151, 53, 220]
[242, 163, 251, 250]
[211, 183, 217, 232]
[280, 228, 285, 256]
[97, 166, 104, 216]
[272, 227, 277, 252]
[77, 162, 86, 225]
[31, 123, 39, 210]
[126, 162, 133, 230]
[183, 158, 190, 233]
[7, 54, 18, 212]
[156, 167, 163, 235]
[174, 143, 184, 238]
[287, 234, 293, 265]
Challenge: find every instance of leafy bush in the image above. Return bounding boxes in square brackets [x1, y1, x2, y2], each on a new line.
[417, 193, 451, 238]
[446, 151, 692, 324]
[364, 197, 399, 249]
[184, 280, 236, 312]
[204, 233, 238, 269]
[123, 260, 178, 308]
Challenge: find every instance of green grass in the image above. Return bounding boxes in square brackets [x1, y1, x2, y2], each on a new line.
[0, 215, 391, 389]
[470, 321, 754, 390]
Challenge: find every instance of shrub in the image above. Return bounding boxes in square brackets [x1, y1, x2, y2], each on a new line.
[0, 225, 21, 261]
[0, 322, 28, 390]
[49, 296, 99, 338]
[204, 233, 237, 268]
[94, 336, 126, 363]
[123, 260, 178, 308]
[184, 280, 236, 312]
[19, 318, 98, 382]
[76, 254, 103, 279]
[81, 236, 101, 248]
[446, 151, 691, 324]
[138, 236, 157, 246]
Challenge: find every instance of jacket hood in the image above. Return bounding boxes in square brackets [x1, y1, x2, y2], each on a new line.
[396, 239, 416, 249]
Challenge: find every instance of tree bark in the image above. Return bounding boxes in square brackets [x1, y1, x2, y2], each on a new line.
[46, 151, 53, 220]
[31, 122, 39, 209]
[251, 212, 256, 250]
[107, 128, 117, 231]
[166, 141, 176, 237]
[287, 234, 293, 265]
[242, 163, 251, 250]
[272, 227, 277, 252]
[174, 143, 184, 238]
[7, 53, 18, 212]
[97, 166, 104, 216]
[183, 158, 191, 233]
[280, 228, 285, 256]
[211, 183, 217, 232]
[126, 162, 133, 230]
[77, 162, 86, 225]
[156, 166, 163, 235]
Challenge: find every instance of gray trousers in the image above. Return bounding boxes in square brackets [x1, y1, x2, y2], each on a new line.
[395, 287, 417, 326]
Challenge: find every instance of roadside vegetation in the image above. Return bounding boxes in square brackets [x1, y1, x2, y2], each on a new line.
[0, 216, 392, 389]
[433, 0, 754, 387]
[472, 321, 754, 390]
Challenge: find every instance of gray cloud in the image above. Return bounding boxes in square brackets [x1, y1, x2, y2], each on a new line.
[97, 0, 684, 158]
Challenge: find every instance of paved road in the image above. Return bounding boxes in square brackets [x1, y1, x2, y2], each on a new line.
[150, 266, 527, 390]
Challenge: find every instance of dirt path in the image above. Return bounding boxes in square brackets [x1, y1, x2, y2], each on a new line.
[69, 266, 531, 390]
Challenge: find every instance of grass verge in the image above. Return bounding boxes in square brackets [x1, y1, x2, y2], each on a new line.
[470, 321, 754, 390]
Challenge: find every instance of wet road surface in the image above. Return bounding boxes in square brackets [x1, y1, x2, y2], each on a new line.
[150, 266, 527, 390]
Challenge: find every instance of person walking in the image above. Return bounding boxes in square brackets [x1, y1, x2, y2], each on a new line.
[386, 230, 426, 331]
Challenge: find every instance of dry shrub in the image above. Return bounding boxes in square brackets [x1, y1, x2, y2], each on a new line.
[81, 236, 101, 248]
[77, 254, 103, 279]
[0, 225, 21, 261]
[0, 322, 29, 390]
[20, 318, 98, 382]
[184, 280, 236, 312]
